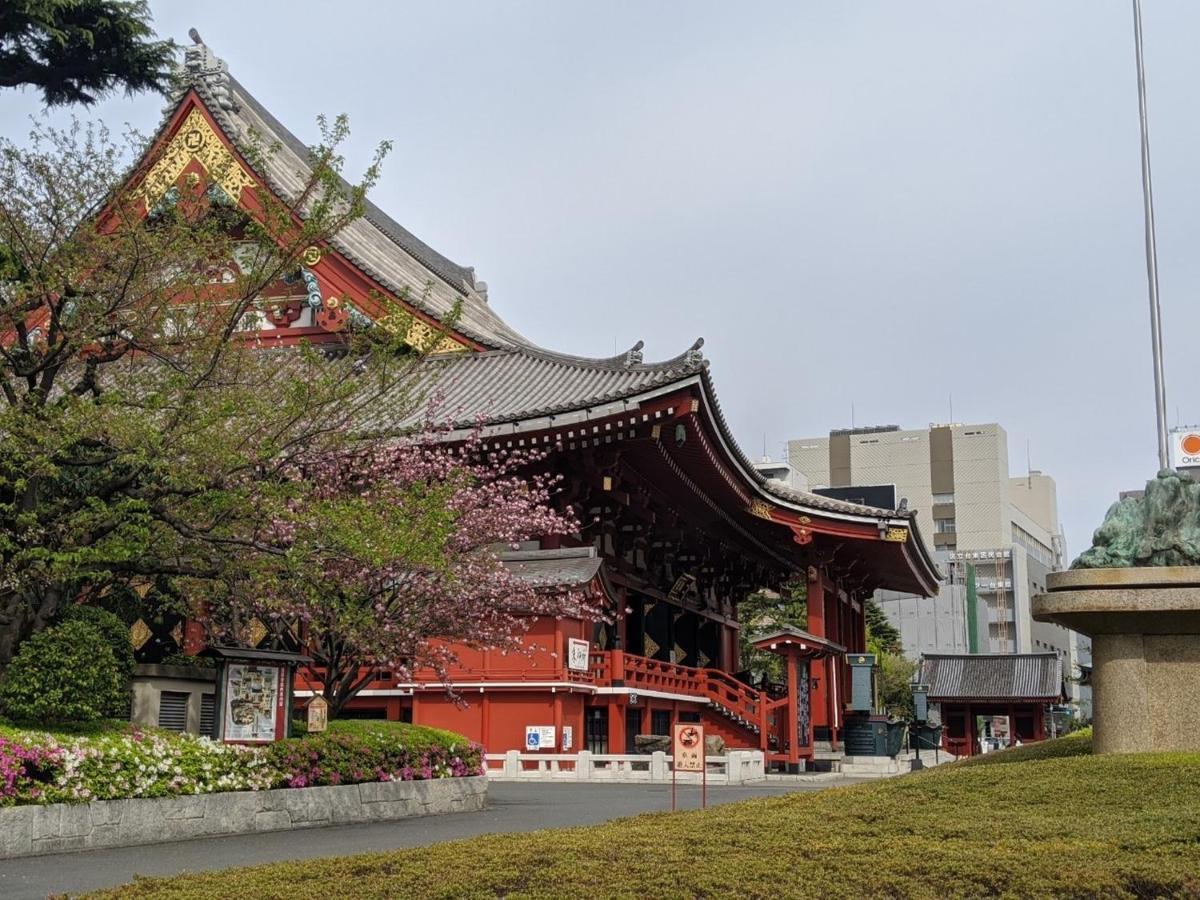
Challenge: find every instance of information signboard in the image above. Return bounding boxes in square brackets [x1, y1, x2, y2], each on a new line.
[222, 663, 284, 743]
[524, 725, 556, 750]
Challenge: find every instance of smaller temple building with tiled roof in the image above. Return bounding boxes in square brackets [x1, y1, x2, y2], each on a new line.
[919, 653, 1064, 756]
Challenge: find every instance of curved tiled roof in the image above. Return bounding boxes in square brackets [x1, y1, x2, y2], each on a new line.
[362, 339, 710, 432]
[169, 38, 529, 350]
[161, 35, 939, 592]
[919, 654, 1064, 702]
[500, 548, 604, 586]
[760, 479, 906, 520]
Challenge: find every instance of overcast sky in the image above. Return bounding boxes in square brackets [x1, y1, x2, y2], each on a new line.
[4, 1, 1198, 558]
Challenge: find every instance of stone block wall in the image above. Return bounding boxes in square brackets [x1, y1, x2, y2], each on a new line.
[0, 776, 487, 859]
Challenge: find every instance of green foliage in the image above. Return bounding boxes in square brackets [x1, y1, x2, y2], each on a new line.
[158, 653, 214, 669]
[959, 728, 1093, 767]
[737, 582, 806, 682]
[0, 0, 175, 106]
[59, 604, 136, 681]
[0, 620, 126, 724]
[0, 722, 276, 804]
[0, 116, 402, 669]
[864, 598, 913, 718]
[268, 721, 482, 786]
[865, 598, 902, 655]
[877, 651, 916, 719]
[89, 732, 1200, 899]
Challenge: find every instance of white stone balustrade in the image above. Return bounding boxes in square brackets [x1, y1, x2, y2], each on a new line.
[484, 750, 766, 784]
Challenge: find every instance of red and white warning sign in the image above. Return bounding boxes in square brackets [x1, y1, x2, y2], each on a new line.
[673, 723, 705, 772]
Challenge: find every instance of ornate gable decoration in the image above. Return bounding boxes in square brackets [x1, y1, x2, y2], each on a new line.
[379, 310, 468, 354]
[136, 107, 256, 208]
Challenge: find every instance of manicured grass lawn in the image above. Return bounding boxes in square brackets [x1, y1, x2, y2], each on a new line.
[91, 730, 1200, 899]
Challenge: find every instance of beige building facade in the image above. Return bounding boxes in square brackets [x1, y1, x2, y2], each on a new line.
[787, 423, 1090, 717]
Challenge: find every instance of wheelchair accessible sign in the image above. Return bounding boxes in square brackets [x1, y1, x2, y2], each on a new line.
[525, 725, 556, 750]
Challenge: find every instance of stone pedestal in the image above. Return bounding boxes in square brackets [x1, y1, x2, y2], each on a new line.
[1034, 567, 1200, 754]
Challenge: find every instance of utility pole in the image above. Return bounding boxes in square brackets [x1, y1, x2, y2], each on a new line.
[1132, 0, 1170, 470]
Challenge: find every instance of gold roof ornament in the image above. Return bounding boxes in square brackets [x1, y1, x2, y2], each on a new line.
[129, 619, 152, 651]
[643, 633, 660, 659]
[246, 617, 269, 647]
[884, 527, 909, 543]
[136, 107, 256, 207]
[377, 310, 467, 354]
[748, 499, 774, 521]
[170, 622, 185, 647]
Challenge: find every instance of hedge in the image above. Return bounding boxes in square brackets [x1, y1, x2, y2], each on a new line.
[0, 719, 482, 807]
[0, 620, 127, 724]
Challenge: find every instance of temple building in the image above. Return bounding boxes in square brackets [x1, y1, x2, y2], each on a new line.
[126, 35, 940, 768]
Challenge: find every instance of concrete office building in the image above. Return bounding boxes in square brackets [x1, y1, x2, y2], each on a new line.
[787, 423, 1090, 717]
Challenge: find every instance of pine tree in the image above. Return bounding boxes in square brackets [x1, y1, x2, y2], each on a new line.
[865, 599, 902, 655]
[0, 1, 175, 106]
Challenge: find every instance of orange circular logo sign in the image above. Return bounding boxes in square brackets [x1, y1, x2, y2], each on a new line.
[1182, 434, 1200, 455]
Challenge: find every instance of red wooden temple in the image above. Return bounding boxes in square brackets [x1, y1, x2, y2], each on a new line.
[121, 35, 941, 766]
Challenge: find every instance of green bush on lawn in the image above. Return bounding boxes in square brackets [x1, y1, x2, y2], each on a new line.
[95, 731, 1200, 899]
[0, 620, 128, 724]
[270, 719, 482, 786]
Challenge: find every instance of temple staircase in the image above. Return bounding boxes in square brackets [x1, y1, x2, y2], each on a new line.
[599, 652, 766, 746]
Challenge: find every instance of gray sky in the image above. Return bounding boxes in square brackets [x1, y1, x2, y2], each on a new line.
[4, 1, 1198, 558]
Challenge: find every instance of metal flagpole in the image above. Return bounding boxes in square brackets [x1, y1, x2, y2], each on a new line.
[1132, 0, 1170, 470]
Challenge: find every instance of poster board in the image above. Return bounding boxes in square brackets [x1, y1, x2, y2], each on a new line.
[673, 723, 705, 772]
[567, 638, 590, 672]
[222, 663, 285, 743]
[524, 725, 556, 750]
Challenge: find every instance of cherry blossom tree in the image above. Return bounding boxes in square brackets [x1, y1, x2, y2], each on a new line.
[231, 426, 604, 717]
[0, 115, 417, 668]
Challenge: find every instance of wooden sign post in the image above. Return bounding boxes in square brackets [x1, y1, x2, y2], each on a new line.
[672, 723, 705, 811]
[306, 695, 329, 733]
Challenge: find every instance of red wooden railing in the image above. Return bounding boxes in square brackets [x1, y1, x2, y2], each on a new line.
[586, 650, 762, 732]
[301, 650, 766, 739]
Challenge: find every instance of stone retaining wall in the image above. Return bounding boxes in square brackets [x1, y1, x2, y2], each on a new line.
[0, 775, 487, 859]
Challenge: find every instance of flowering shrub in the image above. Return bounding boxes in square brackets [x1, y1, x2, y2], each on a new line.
[0, 736, 64, 804]
[0, 727, 276, 805]
[0, 720, 481, 807]
[265, 727, 484, 788]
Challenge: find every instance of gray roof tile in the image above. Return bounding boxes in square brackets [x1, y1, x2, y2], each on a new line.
[170, 48, 529, 350]
[360, 341, 709, 432]
[500, 547, 603, 586]
[919, 654, 1063, 701]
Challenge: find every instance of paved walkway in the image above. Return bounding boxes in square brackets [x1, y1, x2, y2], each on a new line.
[0, 779, 861, 899]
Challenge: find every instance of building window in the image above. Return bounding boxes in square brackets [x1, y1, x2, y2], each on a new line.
[932, 492, 955, 504]
[651, 709, 672, 736]
[935, 518, 956, 534]
[585, 707, 609, 754]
